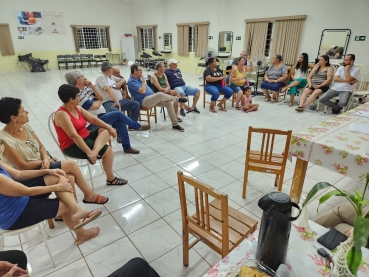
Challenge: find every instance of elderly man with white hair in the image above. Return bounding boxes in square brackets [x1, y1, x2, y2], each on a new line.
[65, 70, 149, 154]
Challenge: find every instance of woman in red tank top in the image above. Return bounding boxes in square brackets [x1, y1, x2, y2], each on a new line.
[54, 84, 128, 186]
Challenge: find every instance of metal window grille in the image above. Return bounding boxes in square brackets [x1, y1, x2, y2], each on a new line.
[264, 22, 274, 57]
[140, 28, 154, 50]
[76, 27, 108, 49]
[164, 34, 171, 47]
[189, 26, 198, 53]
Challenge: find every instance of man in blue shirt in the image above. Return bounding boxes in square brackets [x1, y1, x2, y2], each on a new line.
[65, 70, 149, 154]
[165, 59, 201, 116]
[127, 64, 187, 132]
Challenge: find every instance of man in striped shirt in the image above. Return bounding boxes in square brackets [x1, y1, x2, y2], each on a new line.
[65, 71, 149, 154]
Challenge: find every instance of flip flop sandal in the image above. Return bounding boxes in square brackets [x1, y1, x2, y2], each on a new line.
[106, 177, 128, 186]
[264, 98, 271, 102]
[74, 210, 102, 230]
[54, 217, 63, 222]
[209, 109, 217, 113]
[177, 117, 182, 122]
[288, 102, 293, 107]
[74, 227, 100, 245]
[186, 108, 195, 113]
[218, 107, 227, 112]
[83, 194, 109, 205]
[235, 106, 240, 110]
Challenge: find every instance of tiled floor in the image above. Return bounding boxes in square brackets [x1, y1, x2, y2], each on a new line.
[0, 66, 364, 277]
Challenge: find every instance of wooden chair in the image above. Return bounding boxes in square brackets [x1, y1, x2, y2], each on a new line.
[139, 106, 157, 128]
[242, 127, 292, 198]
[275, 69, 290, 102]
[177, 171, 258, 266]
[203, 72, 226, 109]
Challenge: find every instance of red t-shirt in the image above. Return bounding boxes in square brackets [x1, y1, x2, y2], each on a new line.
[54, 107, 90, 151]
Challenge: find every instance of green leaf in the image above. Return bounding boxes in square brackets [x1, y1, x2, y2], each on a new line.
[347, 246, 362, 274]
[361, 200, 369, 206]
[302, 182, 332, 207]
[355, 189, 363, 201]
[317, 190, 346, 212]
[353, 217, 369, 250]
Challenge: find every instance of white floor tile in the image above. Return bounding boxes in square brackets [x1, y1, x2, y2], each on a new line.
[144, 187, 182, 217]
[44, 258, 92, 277]
[128, 219, 182, 262]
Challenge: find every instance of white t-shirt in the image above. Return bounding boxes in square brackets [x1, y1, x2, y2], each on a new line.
[332, 65, 360, 91]
[95, 74, 123, 103]
[294, 68, 308, 79]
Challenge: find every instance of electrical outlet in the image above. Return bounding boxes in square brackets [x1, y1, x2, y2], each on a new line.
[159, 36, 161, 39]
[236, 36, 241, 40]
[18, 36, 24, 39]
[208, 36, 213, 39]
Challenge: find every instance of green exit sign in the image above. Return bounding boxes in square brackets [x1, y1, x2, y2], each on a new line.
[355, 36, 366, 41]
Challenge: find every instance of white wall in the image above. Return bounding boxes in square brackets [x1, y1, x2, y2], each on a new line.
[130, 0, 369, 65]
[0, 0, 132, 52]
[0, 0, 132, 71]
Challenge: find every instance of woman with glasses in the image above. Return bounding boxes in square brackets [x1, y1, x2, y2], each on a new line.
[0, 97, 109, 206]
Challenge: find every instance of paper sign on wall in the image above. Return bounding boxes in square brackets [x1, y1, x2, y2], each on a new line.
[15, 11, 44, 35]
[43, 12, 66, 35]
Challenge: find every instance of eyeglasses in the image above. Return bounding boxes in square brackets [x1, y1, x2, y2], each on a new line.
[25, 140, 38, 153]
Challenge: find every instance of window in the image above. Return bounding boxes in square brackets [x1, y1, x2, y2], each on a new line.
[188, 26, 198, 53]
[140, 28, 154, 50]
[264, 22, 274, 57]
[76, 27, 108, 49]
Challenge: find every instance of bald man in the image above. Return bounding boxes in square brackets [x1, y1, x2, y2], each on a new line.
[112, 67, 129, 99]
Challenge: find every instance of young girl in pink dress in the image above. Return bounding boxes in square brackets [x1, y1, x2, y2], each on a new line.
[240, 87, 259, 112]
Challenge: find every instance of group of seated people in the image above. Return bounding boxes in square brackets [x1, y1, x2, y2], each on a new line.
[257, 52, 361, 114]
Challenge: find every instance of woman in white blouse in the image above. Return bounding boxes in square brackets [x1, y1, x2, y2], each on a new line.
[281, 53, 315, 106]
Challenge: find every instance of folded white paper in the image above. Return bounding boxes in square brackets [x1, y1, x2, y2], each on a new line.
[348, 123, 369, 134]
[355, 111, 369, 118]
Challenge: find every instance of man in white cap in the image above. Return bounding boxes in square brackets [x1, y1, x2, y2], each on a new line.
[165, 59, 201, 116]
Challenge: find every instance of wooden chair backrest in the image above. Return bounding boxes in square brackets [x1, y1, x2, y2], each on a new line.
[177, 171, 229, 254]
[246, 126, 292, 167]
[223, 69, 232, 86]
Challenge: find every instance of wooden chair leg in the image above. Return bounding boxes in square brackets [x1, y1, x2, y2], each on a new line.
[274, 175, 279, 187]
[47, 219, 55, 229]
[277, 174, 284, 191]
[154, 106, 157, 123]
[183, 226, 189, 267]
[203, 91, 206, 108]
[242, 166, 249, 198]
[232, 93, 235, 107]
[147, 110, 151, 128]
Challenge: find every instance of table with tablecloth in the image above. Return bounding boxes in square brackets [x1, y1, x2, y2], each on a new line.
[203, 220, 369, 277]
[289, 102, 369, 203]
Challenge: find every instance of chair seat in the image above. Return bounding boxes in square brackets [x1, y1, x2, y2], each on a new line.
[352, 90, 369, 96]
[249, 150, 284, 163]
[140, 106, 154, 111]
[191, 199, 257, 247]
[198, 63, 206, 67]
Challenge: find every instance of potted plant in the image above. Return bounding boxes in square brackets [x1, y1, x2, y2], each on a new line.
[302, 172, 369, 276]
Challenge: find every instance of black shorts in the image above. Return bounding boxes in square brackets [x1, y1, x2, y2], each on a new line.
[63, 129, 109, 159]
[8, 176, 59, 230]
[309, 85, 329, 93]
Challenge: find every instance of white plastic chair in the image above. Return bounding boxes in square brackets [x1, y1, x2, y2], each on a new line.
[48, 112, 103, 190]
[0, 221, 56, 267]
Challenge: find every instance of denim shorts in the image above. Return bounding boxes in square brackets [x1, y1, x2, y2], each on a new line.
[229, 83, 248, 93]
[174, 85, 199, 96]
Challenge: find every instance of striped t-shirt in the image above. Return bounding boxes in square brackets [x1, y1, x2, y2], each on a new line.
[312, 66, 329, 86]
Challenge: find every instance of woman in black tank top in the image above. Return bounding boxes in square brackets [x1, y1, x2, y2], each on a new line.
[296, 55, 334, 112]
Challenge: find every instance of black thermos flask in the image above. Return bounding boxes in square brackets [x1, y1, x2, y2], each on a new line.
[256, 192, 301, 271]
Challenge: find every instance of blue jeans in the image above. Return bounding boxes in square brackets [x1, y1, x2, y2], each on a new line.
[205, 84, 233, 101]
[87, 111, 141, 151]
[174, 85, 199, 96]
[103, 99, 140, 121]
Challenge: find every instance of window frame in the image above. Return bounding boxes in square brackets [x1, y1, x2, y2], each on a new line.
[188, 25, 198, 53]
[75, 27, 109, 50]
[140, 27, 154, 50]
[264, 21, 274, 57]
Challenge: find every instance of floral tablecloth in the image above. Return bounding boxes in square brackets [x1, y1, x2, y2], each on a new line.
[289, 103, 369, 183]
[203, 221, 369, 277]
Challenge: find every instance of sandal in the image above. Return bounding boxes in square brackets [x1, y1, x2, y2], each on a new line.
[217, 104, 227, 112]
[106, 177, 128, 186]
[74, 210, 102, 230]
[209, 109, 217, 113]
[288, 102, 293, 107]
[264, 98, 271, 102]
[295, 106, 305, 112]
[74, 227, 100, 245]
[177, 117, 182, 122]
[235, 106, 240, 110]
[83, 194, 109, 205]
[186, 107, 195, 113]
[54, 216, 63, 222]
